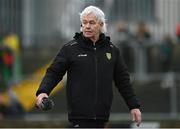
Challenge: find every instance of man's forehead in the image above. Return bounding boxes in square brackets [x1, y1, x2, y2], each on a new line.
[82, 13, 98, 21]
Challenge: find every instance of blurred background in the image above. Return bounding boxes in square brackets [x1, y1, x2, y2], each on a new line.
[0, 0, 180, 128]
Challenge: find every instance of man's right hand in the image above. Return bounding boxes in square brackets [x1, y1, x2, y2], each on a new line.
[36, 93, 48, 108]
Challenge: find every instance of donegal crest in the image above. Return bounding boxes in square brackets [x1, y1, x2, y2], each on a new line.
[106, 53, 111, 60]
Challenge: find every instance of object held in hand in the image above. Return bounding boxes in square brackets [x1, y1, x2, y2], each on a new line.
[40, 97, 54, 111]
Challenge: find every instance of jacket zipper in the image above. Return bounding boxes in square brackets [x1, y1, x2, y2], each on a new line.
[94, 46, 98, 120]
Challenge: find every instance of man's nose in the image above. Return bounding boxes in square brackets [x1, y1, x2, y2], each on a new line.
[86, 23, 91, 28]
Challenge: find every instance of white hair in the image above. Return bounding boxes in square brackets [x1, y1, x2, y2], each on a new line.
[80, 5, 107, 33]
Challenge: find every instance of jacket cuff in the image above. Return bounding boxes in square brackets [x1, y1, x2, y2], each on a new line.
[36, 89, 49, 97]
[127, 97, 141, 110]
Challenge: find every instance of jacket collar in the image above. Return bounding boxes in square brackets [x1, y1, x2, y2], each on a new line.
[73, 32, 110, 48]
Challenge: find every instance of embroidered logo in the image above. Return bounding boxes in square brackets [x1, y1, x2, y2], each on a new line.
[106, 53, 111, 60]
[78, 54, 87, 57]
[74, 124, 80, 127]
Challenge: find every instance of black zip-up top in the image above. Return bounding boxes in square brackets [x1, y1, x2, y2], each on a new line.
[36, 32, 140, 122]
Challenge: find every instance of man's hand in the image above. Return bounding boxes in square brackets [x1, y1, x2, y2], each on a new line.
[130, 108, 142, 127]
[36, 93, 48, 108]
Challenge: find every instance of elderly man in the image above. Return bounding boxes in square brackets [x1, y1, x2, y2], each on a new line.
[36, 5, 141, 128]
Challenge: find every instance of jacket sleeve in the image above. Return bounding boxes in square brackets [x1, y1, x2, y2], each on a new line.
[113, 47, 140, 110]
[36, 45, 69, 96]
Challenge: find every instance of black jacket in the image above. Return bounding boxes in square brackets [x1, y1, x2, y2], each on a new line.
[36, 33, 140, 121]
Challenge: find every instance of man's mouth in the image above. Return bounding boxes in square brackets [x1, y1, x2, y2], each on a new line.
[85, 31, 92, 34]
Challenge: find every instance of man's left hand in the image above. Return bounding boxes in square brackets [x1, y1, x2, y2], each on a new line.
[130, 108, 142, 127]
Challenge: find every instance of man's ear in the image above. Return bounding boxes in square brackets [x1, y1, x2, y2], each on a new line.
[100, 22, 104, 27]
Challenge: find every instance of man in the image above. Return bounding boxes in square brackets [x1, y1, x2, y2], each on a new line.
[36, 6, 141, 128]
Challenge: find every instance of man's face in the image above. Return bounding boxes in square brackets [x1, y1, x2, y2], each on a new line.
[81, 13, 103, 41]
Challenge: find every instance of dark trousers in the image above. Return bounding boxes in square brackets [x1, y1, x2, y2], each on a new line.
[70, 119, 107, 128]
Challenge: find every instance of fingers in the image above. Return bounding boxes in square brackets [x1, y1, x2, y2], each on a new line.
[131, 108, 142, 127]
[132, 111, 135, 121]
[36, 93, 48, 108]
[134, 111, 141, 127]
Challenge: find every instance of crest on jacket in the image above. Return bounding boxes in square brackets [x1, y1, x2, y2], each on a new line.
[106, 52, 111, 60]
